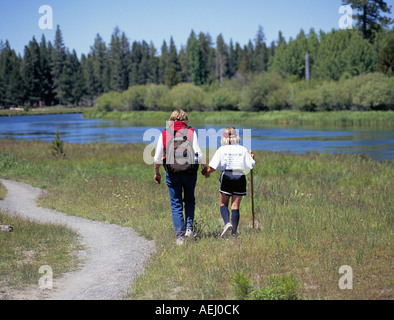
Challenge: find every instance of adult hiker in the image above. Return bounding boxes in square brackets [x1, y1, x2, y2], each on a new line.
[205, 126, 255, 238]
[154, 109, 207, 246]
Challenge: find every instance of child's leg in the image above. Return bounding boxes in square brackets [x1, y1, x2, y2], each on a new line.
[220, 193, 231, 224]
[231, 195, 243, 234]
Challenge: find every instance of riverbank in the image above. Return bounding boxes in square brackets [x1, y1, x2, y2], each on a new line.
[83, 110, 394, 125]
[2, 107, 393, 125]
[0, 106, 93, 117]
[0, 139, 392, 299]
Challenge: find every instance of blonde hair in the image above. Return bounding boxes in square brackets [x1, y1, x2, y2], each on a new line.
[221, 126, 241, 146]
[169, 109, 188, 123]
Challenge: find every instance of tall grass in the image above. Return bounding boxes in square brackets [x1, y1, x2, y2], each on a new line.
[0, 138, 392, 299]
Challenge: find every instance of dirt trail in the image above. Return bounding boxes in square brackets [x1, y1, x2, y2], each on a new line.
[0, 179, 155, 300]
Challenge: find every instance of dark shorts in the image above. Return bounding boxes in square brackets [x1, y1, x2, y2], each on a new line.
[219, 170, 247, 196]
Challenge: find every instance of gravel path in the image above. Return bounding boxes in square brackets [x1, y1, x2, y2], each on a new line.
[0, 179, 155, 300]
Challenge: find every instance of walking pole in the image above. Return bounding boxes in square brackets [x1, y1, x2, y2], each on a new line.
[249, 150, 255, 230]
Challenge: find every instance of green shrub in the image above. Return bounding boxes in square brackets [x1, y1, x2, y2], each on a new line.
[230, 272, 253, 300]
[170, 83, 205, 111]
[314, 81, 351, 111]
[93, 72, 393, 112]
[350, 73, 394, 110]
[267, 87, 290, 110]
[96, 91, 122, 112]
[230, 272, 300, 300]
[122, 85, 147, 111]
[238, 72, 289, 111]
[0, 153, 19, 170]
[249, 274, 300, 300]
[206, 87, 238, 111]
[292, 86, 318, 111]
[144, 84, 171, 111]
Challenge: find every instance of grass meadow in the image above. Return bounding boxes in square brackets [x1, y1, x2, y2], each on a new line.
[0, 190, 81, 297]
[0, 138, 392, 300]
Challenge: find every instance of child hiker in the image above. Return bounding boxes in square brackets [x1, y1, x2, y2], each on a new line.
[205, 126, 255, 238]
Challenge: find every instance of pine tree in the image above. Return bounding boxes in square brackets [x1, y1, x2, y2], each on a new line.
[235, 42, 247, 76]
[165, 37, 180, 87]
[198, 32, 215, 84]
[90, 33, 107, 95]
[245, 40, 255, 73]
[278, 31, 286, 47]
[22, 37, 41, 106]
[254, 25, 268, 72]
[52, 25, 66, 104]
[178, 46, 189, 83]
[81, 53, 97, 105]
[39, 35, 55, 106]
[228, 39, 238, 78]
[129, 41, 142, 85]
[158, 40, 168, 84]
[51, 129, 66, 159]
[216, 34, 228, 86]
[139, 41, 151, 85]
[148, 41, 159, 84]
[58, 50, 74, 105]
[342, 0, 393, 41]
[108, 26, 123, 91]
[184, 30, 197, 82]
[1, 41, 24, 106]
[187, 31, 206, 85]
[120, 32, 130, 90]
[70, 50, 86, 105]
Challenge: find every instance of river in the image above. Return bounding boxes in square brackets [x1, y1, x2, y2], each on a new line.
[0, 113, 393, 160]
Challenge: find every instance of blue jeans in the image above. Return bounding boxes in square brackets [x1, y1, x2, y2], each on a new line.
[165, 172, 197, 238]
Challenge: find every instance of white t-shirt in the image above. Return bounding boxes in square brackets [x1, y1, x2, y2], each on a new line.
[209, 144, 255, 173]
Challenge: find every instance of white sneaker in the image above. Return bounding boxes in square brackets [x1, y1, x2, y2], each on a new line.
[221, 223, 233, 238]
[176, 237, 185, 246]
[185, 229, 196, 240]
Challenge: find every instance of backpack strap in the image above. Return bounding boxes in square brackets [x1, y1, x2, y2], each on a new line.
[162, 125, 194, 153]
[180, 126, 194, 143]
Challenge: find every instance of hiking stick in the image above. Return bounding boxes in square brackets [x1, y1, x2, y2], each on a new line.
[250, 150, 255, 230]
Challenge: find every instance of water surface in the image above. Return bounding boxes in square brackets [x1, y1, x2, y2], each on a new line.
[0, 113, 392, 160]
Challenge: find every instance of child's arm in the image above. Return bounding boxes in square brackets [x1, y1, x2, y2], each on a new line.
[204, 167, 216, 178]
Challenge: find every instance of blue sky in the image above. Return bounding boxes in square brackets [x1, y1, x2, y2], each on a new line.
[1, 0, 393, 57]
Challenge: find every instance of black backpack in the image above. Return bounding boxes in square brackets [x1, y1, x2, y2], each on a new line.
[163, 126, 199, 175]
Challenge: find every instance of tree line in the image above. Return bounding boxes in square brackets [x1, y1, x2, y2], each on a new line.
[0, 0, 393, 108]
[0, 25, 278, 107]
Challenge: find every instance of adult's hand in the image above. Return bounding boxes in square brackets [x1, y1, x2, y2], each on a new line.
[201, 164, 210, 178]
[154, 173, 161, 184]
